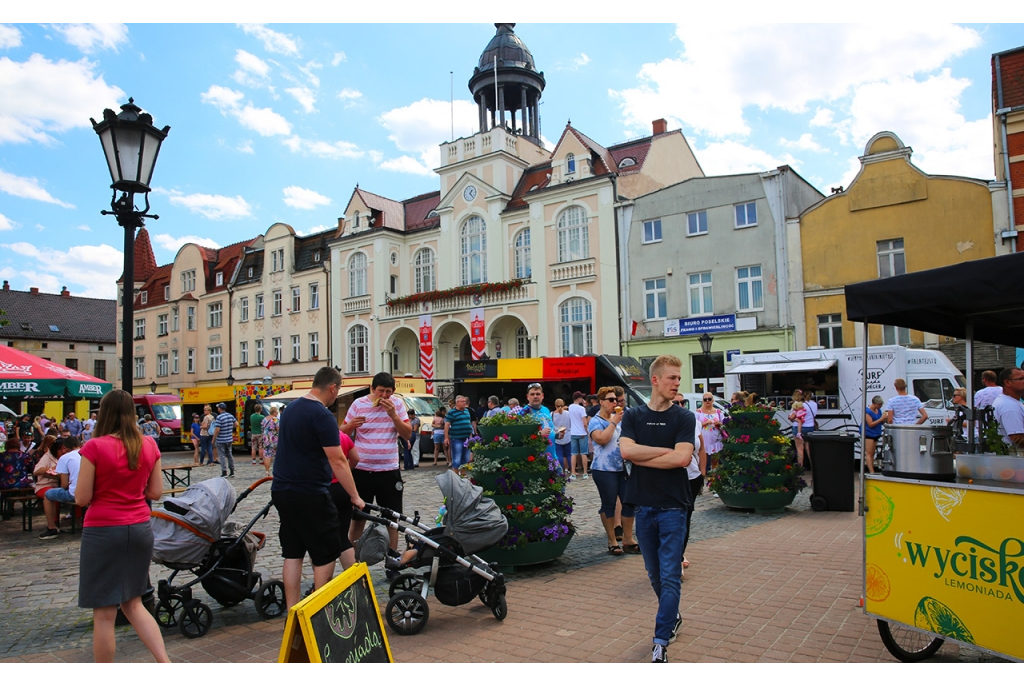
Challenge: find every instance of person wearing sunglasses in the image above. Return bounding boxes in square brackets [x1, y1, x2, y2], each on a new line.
[589, 386, 637, 555]
[992, 368, 1024, 451]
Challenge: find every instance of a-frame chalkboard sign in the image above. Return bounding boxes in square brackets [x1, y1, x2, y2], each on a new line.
[278, 562, 393, 663]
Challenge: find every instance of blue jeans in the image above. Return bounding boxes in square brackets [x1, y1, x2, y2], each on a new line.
[450, 437, 469, 469]
[634, 505, 687, 646]
[403, 434, 416, 470]
[556, 442, 572, 471]
[199, 435, 214, 464]
[45, 487, 76, 503]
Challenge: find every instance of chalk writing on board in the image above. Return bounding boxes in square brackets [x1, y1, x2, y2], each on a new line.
[325, 588, 358, 639]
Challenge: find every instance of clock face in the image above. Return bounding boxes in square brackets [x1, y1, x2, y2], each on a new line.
[463, 185, 477, 202]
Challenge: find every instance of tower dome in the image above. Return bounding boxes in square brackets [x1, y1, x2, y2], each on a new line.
[468, 23, 545, 143]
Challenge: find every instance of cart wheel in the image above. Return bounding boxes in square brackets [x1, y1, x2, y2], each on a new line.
[478, 589, 494, 608]
[385, 591, 429, 636]
[255, 580, 286, 619]
[491, 594, 508, 621]
[178, 599, 213, 639]
[876, 619, 944, 662]
[810, 495, 828, 511]
[388, 574, 423, 598]
[155, 595, 184, 628]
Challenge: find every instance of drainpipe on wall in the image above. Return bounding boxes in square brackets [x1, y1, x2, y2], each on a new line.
[995, 54, 1018, 253]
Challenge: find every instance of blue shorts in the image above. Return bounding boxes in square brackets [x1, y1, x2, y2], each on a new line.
[570, 435, 588, 456]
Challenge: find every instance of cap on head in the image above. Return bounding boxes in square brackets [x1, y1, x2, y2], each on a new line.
[216, 402, 227, 409]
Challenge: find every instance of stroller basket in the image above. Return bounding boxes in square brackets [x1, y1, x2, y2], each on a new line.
[433, 565, 488, 607]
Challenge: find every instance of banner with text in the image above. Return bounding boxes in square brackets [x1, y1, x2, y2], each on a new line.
[664, 314, 737, 337]
[470, 307, 486, 360]
[419, 314, 434, 394]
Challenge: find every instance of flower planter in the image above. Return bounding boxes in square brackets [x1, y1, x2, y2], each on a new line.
[507, 514, 550, 532]
[487, 493, 550, 508]
[758, 474, 789, 488]
[494, 447, 540, 461]
[737, 427, 778, 440]
[479, 530, 575, 569]
[478, 425, 540, 444]
[717, 489, 797, 513]
[721, 443, 782, 456]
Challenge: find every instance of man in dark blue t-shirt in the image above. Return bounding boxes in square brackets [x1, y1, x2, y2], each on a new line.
[272, 366, 364, 609]
[620, 354, 695, 663]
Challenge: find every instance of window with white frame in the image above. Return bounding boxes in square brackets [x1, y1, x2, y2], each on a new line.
[181, 269, 196, 293]
[557, 206, 589, 263]
[291, 286, 300, 312]
[171, 349, 179, 374]
[559, 297, 593, 356]
[736, 265, 763, 311]
[157, 314, 168, 336]
[271, 248, 285, 272]
[239, 297, 248, 322]
[186, 306, 196, 331]
[171, 306, 179, 332]
[818, 314, 843, 349]
[272, 337, 282, 362]
[239, 340, 248, 366]
[689, 272, 713, 315]
[389, 275, 397, 294]
[309, 332, 319, 360]
[644, 278, 667, 320]
[272, 291, 282, 317]
[186, 348, 195, 374]
[734, 202, 757, 228]
[140, 291, 147, 305]
[348, 325, 369, 374]
[255, 293, 264, 319]
[353, 211, 360, 229]
[687, 210, 708, 236]
[164, 285, 170, 300]
[309, 283, 320, 310]
[460, 216, 487, 285]
[349, 252, 368, 296]
[208, 301, 223, 328]
[566, 153, 576, 174]
[883, 325, 911, 346]
[414, 248, 435, 293]
[134, 356, 145, 379]
[291, 335, 300, 361]
[642, 219, 662, 243]
[515, 326, 531, 358]
[877, 238, 906, 278]
[208, 346, 223, 372]
[157, 353, 168, 377]
[134, 318, 145, 339]
[256, 339, 264, 365]
[514, 229, 531, 279]
[215, 272, 223, 286]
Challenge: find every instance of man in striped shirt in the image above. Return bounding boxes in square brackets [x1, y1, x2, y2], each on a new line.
[343, 372, 412, 551]
[213, 402, 237, 477]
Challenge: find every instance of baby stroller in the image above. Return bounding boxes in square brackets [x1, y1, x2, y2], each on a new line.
[355, 470, 509, 636]
[150, 476, 285, 638]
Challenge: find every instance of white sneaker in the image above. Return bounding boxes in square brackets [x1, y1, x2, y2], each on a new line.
[582, 474, 590, 480]
[569, 475, 576, 481]
[652, 644, 667, 663]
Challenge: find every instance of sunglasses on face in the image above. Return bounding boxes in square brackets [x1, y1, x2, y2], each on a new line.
[703, 397, 714, 402]
[602, 397, 617, 402]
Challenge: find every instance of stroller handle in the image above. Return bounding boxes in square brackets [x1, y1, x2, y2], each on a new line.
[234, 476, 273, 505]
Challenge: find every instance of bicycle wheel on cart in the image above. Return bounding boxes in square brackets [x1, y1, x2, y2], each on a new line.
[876, 619, 944, 662]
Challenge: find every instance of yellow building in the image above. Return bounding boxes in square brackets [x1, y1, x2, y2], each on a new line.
[792, 131, 1010, 350]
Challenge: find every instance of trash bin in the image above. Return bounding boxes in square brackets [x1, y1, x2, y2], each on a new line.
[804, 432, 857, 512]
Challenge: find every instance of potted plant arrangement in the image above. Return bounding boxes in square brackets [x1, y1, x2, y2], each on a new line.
[465, 412, 575, 570]
[707, 404, 807, 513]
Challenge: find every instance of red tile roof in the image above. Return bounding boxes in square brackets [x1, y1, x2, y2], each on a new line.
[356, 188, 405, 230]
[205, 239, 252, 293]
[118, 227, 159, 283]
[566, 126, 616, 176]
[404, 191, 441, 231]
[505, 163, 552, 211]
[608, 138, 654, 175]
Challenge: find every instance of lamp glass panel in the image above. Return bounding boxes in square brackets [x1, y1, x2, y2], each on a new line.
[139, 131, 162, 187]
[99, 128, 119, 183]
[115, 127, 143, 183]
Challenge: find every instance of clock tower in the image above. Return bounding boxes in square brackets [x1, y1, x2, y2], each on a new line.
[468, 23, 546, 144]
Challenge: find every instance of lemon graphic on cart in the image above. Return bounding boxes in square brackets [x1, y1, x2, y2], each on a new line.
[914, 597, 975, 644]
[865, 484, 895, 537]
[930, 487, 965, 522]
[865, 564, 891, 602]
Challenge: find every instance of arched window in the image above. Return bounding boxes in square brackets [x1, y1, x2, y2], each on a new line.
[559, 297, 593, 356]
[566, 153, 576, 174]
[515, 325, 531, 358]
[348, 252, 367, 297]
[352, 211, 360, 229]
[460, 215, 487, 285]
[348, 324, 368, 374]
[514, 228, 531, 279]
[414, 248, 435, 293]
[618, 157, 636, 169]
[557, 206, 589, 263]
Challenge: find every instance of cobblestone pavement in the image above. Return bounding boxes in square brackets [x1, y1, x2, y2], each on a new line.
[0, 454, 1005, 662]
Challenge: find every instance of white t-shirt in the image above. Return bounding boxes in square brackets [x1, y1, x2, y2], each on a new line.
[567, 402, 588, 436]
[974, 386, 1002, 410]
[885, 394, 924, 425]
[803, 399, 818, 427]
[56, 449, 82, 496]
[992, 393, 1024, 447]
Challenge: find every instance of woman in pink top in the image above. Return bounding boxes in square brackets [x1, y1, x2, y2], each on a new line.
[75, 389, 169, 663]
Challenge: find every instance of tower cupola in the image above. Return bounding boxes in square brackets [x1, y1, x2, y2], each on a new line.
[468, 23, 545, 143]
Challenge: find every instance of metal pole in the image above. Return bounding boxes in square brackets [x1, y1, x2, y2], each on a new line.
[859, 320, 868, 516]
[705, 351, 711, 395]
[121, 217, 135, 393]
[965, 319, 975, 452]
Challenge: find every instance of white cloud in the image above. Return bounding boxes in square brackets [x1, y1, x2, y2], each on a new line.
[282, 135, 378, 161]
[378, 98, 479, 175]
[238, 24, 299, 57]
[285, 86, 316, 113]
[1, 241, 125, 298]
[0, 54, 125, 144]
[337, 88, 363, 106]
[237, 140, 254, 154]
[0, 24, 22, 49]
[200, 84, 244, 110]
[0, 168, 74, 207]
[574, 53, 590, 67]
[73, 224, 91, 231]
[152, 233, 221, 253]
[378, 155, 433, 176]
[161, 190, 253, 220]
[693, 140, 799, 176]
[0, 212, 15, 230]
[779, 133, 827, 153]
[282, 186, 331, 210]
[231, 49, 271, 88]
[809, 107, 834, 128]
[331, 52, 347, 66]
[201, 85, 292, 137]
[299, 60, 322, 88]
[297, 224, 331, 237]
[50, 24, 129, 54]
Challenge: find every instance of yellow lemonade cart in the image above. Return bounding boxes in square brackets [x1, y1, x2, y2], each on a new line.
[847, 253, 1024, 662]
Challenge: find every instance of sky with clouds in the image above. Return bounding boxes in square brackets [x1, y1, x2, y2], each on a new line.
[0, 20, 1020, 299]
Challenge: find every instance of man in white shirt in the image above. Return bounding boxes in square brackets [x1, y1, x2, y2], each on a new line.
[884, 378, 928, 425]
[991, 368, 1024, 450]
[567, 391, 590, 481]
[44, 436, 82, 505]
[974, 370, 1003, 410]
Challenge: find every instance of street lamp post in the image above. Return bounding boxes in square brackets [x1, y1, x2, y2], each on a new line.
[91, 98, 170, 393]
[698, 333, 714, 396]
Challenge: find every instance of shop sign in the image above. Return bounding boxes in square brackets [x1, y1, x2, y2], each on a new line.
[542, 357, 595, 380]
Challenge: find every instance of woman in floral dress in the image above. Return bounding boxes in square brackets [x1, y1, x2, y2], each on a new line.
[259, 406, 280, 478]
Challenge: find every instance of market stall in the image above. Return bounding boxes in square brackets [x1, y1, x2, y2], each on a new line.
[845, 251, 1024, 662]
[0, 346, 111, 419]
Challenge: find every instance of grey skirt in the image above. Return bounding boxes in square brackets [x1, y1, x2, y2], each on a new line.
[78, 521, 154, 608]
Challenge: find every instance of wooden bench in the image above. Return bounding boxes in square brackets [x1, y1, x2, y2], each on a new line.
[6, 494, 38, 531]
[160, 464, 193, 491]
[1, 487, 35, 520]
[57, 502, 87, 534]
[161, 487, 188, 498]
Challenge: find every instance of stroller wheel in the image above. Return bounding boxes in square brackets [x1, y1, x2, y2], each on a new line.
[178, 599, 213, 639]
[255, 580, 286, 619]
[385, 591, 429, 636]
[155, 595, 185, 628]
[492, 594, 508, 621]
[388, 574, 423, 598]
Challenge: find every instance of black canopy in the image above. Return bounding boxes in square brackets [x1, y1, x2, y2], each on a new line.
[844, 252, 1024, 347]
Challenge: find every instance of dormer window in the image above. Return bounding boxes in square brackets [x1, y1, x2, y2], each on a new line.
[618, 157, 636, 168]
[566, 153, 576, 174]
[427, 210, 439, 218]
[353, 211, 360, 229]
[140, 291, 148, 305]
[216, 272, 223, 286]
[313, 250, 321, 263]
[248, 266, 254, 278]
[163, 285, 170, 300]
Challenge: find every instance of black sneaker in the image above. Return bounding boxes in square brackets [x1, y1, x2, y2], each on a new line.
[39, 528, 59, 540]
[669, 613, 682, 643]
[652, 644, 668, 663]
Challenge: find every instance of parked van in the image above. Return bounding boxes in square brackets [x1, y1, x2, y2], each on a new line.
[133, 394, 181, 451]
[724, 346, 966, 436]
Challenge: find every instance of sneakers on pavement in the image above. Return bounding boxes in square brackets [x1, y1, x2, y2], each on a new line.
[39, 528, 60, 540]
[569, 475, 576, 481]
[669, 613, 682, 643]
[652, 644, 668, 663]
[582, 474, 590, 480]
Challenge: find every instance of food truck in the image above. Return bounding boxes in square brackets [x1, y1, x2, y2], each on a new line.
[845, 252, 1024, 662]
[179, 383, 290, 447]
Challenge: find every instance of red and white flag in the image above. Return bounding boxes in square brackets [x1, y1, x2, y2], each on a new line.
[419, 314, 434, 394]
[630, 320, 638, 336]
[470, 307, 486, 360]
[263, 359, 275, 370]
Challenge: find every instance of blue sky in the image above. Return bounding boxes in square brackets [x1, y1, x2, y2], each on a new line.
[0, 20, 1022, 299]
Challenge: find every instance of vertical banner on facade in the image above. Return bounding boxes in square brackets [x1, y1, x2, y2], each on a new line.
[470, 307, 486, 360]
[419, 314, 434, 394]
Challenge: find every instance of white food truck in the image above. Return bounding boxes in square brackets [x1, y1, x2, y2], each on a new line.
[724, 346, 966, 436]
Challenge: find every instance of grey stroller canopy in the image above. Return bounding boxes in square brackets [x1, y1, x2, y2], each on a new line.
[152, 478, 237, 568]
[435, 470, 507, 554]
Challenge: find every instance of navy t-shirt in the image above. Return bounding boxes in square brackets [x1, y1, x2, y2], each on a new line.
[620, 404, 696, 509]
[586, 404, 601, 418]
[271, 397, 341, 495]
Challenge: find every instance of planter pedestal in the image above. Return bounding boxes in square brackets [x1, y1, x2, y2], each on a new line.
[478, 531, 574, 573]
[717, 489, 798, 514]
